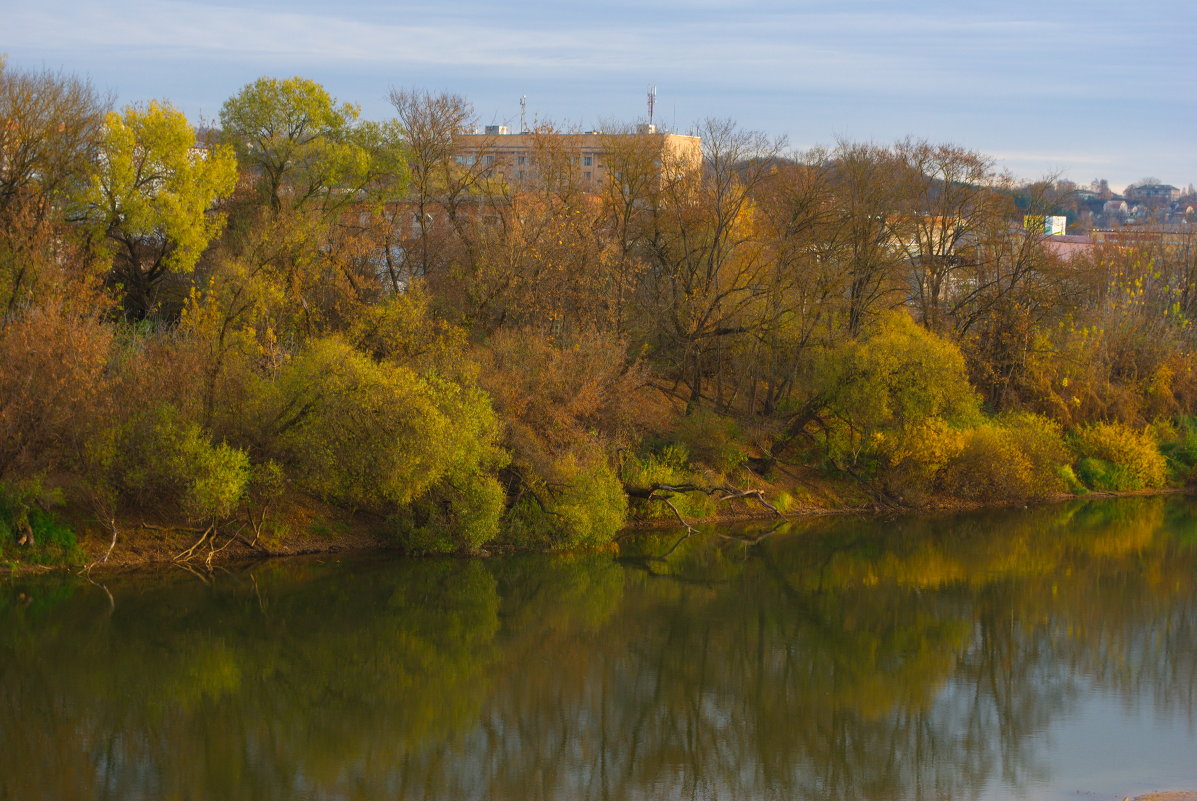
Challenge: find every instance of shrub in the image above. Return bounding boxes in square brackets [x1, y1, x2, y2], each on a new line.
[1151, 416, 1197, 483]
[941, 413, 1068, 501]
[1069, 421, 1167, 490]
[84, 401, 250, 523]
[0, 301, 113, 480]
[171, 425, 251, 522]
[499, 452, 628, 551]
[250, 337, 508, 548]
[394, 472, 507, 554]
[941, 424, 1029, 501]
[0, 481, 83, 566]
[811, 311, 980, 501]
[263, 337, 503, 513]
[672, 408, 749, 476]
[477, 329, 645, 546]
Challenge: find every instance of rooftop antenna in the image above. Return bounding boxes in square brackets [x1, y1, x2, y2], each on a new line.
[520, 96, 527, 133]
[647, 85, 657, 129]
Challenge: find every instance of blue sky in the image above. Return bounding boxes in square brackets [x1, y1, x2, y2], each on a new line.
[6, 0, 1195, 190]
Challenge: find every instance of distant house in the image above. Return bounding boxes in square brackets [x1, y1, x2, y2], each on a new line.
[1103, 199, 1129, 215]
[1125, 184, 1181, 202]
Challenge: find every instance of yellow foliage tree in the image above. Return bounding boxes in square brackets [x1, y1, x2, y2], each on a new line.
[82, 101, 237, 318]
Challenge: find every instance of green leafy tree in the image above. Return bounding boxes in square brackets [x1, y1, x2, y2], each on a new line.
[219, 76, 370, 213]
[215, 77, 408, 338]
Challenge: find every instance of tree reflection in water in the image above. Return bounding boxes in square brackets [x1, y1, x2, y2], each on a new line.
[2, 497, 1196, 801]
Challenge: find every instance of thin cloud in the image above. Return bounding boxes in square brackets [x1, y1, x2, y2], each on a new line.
[5, 0, 1193, 186]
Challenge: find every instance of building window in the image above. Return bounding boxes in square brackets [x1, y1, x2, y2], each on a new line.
[585, 171, 592, 181]
[483, 154, 494, 165]
[583, 155, 593, 167]
[516, 155, 527, 166]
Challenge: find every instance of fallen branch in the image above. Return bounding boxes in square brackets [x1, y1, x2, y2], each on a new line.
[658, 496, 698, 536]
[626, 482, 782, 518]
[621, 481, 783, 548]
[205, 532, 237, 568]
[174, 525, 213, 562]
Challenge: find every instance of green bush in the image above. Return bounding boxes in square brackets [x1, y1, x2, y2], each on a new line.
[1151, 416, 1197, 483]
[1069, 421, 1168, 490]
[394, 472, 507, 554]
[93, 404, 250, 523]
[264, 337, 505, 522]
[171, 425, 251, 521]
[811, 311, 980, 501]
[500, 453, 628, 551]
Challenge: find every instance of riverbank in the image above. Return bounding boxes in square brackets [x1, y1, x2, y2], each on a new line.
[4, 484, 1191, 577]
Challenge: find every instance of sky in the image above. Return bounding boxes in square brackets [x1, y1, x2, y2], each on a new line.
[5, 0, 1195, 191]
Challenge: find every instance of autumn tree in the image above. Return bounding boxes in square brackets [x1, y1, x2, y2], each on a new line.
[882, 139, 1007, 334]
[0, 60, 108, 315]
[444, 128, 633, 337]
[0, 59, 106, 216]
[388, 88, 491, 282]
[819, 141, 907, 336]
[634, 118, 787, 410]
[735, 156, 842, 415]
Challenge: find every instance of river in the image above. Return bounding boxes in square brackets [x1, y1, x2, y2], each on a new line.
[3, 496, 1196, 800]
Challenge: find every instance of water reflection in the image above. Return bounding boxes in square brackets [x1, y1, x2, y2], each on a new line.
[2, 497, 1197, 800]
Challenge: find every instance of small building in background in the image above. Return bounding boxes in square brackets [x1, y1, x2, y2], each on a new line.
[452, 126, 702, 190]
[1103, 199, 1129, 216]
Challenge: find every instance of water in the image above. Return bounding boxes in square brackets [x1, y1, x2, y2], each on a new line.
[3, 496, 1197, 801]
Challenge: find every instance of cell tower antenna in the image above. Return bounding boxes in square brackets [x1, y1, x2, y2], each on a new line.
[647, 85, 657, 128]
[520, 96, 527, 133]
